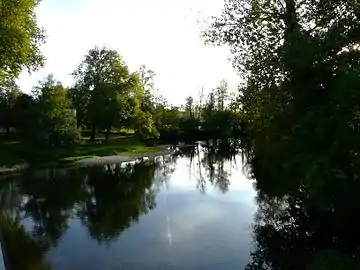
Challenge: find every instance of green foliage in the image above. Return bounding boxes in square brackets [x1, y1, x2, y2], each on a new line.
[185, 96, 195, 118]
[0, 213, 51, 270]
[152, 80, 245, 141]
[72, 47, 132, 138]
[153, 106, 182, 136]
[71, 47, 158, 140]
[138, 65, 159, 113]
[0, 0, 45, 82]
[27, 75, 81, 146]
[132, 110, 159, 139]
[128, 69, 159, 139]
[196, 80, 244, 139]
[0, 79, 21, 137]
[215, 79, 228, 112]
[206, 0, 360, 194]
[206, 0, 360, 269]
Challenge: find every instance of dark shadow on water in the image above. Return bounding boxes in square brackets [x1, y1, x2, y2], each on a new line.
[0, 159, 163, 269]
[246, 191, 360, 270]
[244, 149, 360, 269]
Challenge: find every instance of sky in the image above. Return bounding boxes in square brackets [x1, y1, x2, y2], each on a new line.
[18, 0, 240, 105]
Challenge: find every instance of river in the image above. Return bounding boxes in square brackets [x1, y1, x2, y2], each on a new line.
[0, 141, 256, 270]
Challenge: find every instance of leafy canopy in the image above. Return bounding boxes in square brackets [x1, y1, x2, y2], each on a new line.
[0, 0, 45, 82]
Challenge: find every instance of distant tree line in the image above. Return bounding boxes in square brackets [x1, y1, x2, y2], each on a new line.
[1, 48, 245, 147]
[161, 79, 244, 141]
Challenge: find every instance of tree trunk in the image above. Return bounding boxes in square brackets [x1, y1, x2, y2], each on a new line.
[284, 0, 298, 29]
[284, 0, 300, 50]
[105, 128, 110, 141]
[5, 126, 10, 140]
[90, 125, 96, 141]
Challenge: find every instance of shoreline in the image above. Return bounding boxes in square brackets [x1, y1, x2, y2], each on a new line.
[0, 163, 30, 176]
[75, 148, 173, 167]
[0, 146, 173, 175]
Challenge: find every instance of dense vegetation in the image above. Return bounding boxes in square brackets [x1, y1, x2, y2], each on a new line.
[206, 0, 360, 269]
[0, 52, 243, 145]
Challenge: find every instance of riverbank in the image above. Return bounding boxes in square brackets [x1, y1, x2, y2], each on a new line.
[0, 163, 30, 175]
[75, 148, 173, 167]
[0, 136, 172, 174]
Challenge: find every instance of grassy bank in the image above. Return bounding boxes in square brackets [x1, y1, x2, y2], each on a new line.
[0, 136, 168, 167]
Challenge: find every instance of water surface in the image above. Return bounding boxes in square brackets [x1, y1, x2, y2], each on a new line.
[0, 142, 256, 270]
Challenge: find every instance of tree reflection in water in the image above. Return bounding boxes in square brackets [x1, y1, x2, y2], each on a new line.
[246, 175, 360, 269]
[175, 139, 241, 194]
[78, 161, 159, 243]
[0, 176, 52, 270]
[0, 157, 169, 270]
[0, 213, 51, 270]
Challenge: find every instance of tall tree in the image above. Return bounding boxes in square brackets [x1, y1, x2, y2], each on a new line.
[205, 0, 360, 182]
[215, 80, 228, 112]
[0, 0, 45, 83]
[72, 47, 137, 140]
[136, 65, 168, 138]
[138, 65, 157, 113]
[185, 96, 195, 118]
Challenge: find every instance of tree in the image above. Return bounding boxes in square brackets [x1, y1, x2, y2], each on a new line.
[201, 86, 229, 137]
[89, 82, 132, 140]
[69, 85, 89, 129]
[77, 162, 159, 243]
[13, 92, 36, 139]
[30, 75, 80, 146]
[215, 79, 228, 112]
[206, 1, 360, 268]
[205, 0, 360, 181]
[0, 213, 51, 270]
[131, 108, 159, 139]
[0, 0, 45, 83]
[72, 47, 139, 140]
[205, 0, 360, 123]
[127, 70, 159, 139]
[153, 106, 182, 139]
[185, 96, 195, 118]
[0, 79, 21, 138]
[138, 65, 157, 113]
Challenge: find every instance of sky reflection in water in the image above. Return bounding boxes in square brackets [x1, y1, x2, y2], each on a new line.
[0, 142, 256, 270]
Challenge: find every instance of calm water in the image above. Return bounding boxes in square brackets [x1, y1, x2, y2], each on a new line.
[0, 142, 256, 270]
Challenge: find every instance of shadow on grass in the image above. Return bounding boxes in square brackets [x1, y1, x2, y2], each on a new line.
[0, 137, 163, 167]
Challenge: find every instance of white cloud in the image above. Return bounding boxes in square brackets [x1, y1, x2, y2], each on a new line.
[18, 0, 240, 105]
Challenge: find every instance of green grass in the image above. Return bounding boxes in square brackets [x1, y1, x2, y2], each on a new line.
[0, 136, 168, 167]
[60, 155, 96, 162]
[0, 141, 26, 167]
